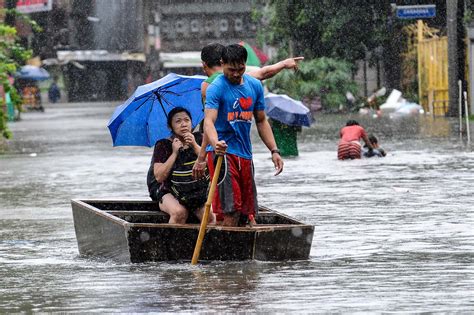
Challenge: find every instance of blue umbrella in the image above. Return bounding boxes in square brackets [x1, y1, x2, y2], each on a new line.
[16, 65, 50, 81]
[264, 93, 313, 127]
[108, 73, 207, 147]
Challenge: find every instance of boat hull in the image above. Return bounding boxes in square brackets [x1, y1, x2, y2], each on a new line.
[71, 199, 314, 263]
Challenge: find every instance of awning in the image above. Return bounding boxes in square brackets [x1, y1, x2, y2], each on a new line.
[56, 50, 146, 63]
[160, 51, 202, 68]
[159, 51, 262, 72]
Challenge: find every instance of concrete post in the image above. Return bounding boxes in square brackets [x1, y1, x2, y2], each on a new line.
[447, 0, 459, 117]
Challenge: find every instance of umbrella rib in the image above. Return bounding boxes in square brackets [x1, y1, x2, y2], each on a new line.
[158, 79, 188, 91]
[146, 96, 156, 146]
[133, 93, 154, 112]
[154, 91, 169, 119]
[160, 86, 200, 98]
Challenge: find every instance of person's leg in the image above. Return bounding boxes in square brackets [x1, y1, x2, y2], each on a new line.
[212, 154, 243, 227]
[159, 193, 188, 224]
[207, 152, 224, 223]
[240, 158, 258, 226]
[348, 142, 361, 159]
[194, 205, 216, 224]
[338, 142, 349, 160]
[222, 211, 240, 226]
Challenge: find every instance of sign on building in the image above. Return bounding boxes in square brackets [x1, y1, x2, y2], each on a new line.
[16, 0, 52, 14]
[396, 5, 436, 19]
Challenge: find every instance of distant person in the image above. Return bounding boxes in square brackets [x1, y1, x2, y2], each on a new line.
[33, 85, 44, 111]
[145, 72, 153, 84]
[338, 120, 373, 160]
[146, 107, 216, 224]
[203, 44, 284, 227]
[363, 134, 386, 158]
[48, 80, 61, 103]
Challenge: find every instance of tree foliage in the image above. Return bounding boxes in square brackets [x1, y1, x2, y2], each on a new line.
[0, 8, 34, 139]
[266, 58, 358, 110]
[256, 0, 392, 65]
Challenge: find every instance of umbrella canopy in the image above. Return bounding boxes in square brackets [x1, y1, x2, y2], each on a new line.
[264, 93, 313, 127]
[108, 73, 206, 147]
[239, 41, 262, 67]
[15, 65, 50, 81]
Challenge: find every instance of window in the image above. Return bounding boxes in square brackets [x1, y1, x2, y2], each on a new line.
[219, 19, 228, 32]
[234, 18, 243, 32]
[176, 20, 185, 33]
[205, 20, 213, 33]
[190, 20, 199, 33]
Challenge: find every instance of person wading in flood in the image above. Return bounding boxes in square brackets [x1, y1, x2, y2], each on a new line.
[203, 44, 284, 227]
[337, 120, 374, 160]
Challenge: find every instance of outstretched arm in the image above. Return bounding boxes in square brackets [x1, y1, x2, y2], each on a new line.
[249, 57, 304, 81]
[362, 134, 374, 150]
[254, 110, 284, 176]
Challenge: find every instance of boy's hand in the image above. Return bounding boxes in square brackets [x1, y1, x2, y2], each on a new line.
[283, 57, 304, 71]
[214, 140, 228, 156]
[192, 158, 207, 179]
[272, 153, 284, 176]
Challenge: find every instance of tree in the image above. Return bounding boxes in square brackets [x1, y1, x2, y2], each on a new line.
[0, 7, 34, 139]
[256, 1, 392, 65]
[257, 1, 449, 90]
[266, 58, 358, 110]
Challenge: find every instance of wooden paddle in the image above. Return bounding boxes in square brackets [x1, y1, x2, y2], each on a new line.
[191, 155, 223, 265]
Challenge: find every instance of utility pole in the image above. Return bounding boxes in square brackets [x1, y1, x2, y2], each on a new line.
[446, 0, 465, 117]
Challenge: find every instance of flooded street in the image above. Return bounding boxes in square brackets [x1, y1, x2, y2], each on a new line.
[0, 102, 473, 312]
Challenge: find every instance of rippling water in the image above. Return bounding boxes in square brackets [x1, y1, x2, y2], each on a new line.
[0, 103, 473, 312]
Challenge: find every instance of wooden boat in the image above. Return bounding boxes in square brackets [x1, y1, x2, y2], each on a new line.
[71, 199, 314, 263]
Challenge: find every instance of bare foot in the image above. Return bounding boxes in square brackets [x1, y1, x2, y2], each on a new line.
[247, 214, 257, 227]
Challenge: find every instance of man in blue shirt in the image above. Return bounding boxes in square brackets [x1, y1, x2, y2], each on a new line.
[204, 44, 284, 227]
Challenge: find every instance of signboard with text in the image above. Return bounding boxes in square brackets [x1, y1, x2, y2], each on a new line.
[396, 4, 436, 19]
[16, 0, 52, 14]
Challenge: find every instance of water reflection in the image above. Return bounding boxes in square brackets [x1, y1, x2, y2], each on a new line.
[0, 103, 473, 312]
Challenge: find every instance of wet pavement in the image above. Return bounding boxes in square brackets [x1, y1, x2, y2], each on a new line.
[0, 102, 473, 312]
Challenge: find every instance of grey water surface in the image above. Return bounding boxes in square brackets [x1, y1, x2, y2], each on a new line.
[0, 102, 473, 313]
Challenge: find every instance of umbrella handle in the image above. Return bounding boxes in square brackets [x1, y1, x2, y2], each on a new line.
[191, 155, 223, 265]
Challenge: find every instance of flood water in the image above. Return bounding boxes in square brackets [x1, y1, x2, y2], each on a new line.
[1, 102, 473, 313]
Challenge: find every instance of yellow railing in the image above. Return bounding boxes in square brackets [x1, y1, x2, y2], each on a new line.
[416, 20, 449, 116]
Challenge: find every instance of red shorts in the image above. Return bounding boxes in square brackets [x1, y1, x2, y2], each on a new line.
[338, 141, 362, 160]
[207, 152, 258, 221]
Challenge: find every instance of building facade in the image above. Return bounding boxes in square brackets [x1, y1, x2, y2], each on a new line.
[152, 0, 258, 52]
[11, 0, 261, 101]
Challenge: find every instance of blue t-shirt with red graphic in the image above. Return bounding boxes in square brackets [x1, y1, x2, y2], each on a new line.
[205, 74, 265, 159]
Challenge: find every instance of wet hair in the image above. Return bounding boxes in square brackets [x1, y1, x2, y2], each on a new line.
[222, 44, 247, 65]
[346, 120, 359, 126]
[201, 43, 225, 68]
[368, 135, 378, 144]
[167, 107, 192, 129]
